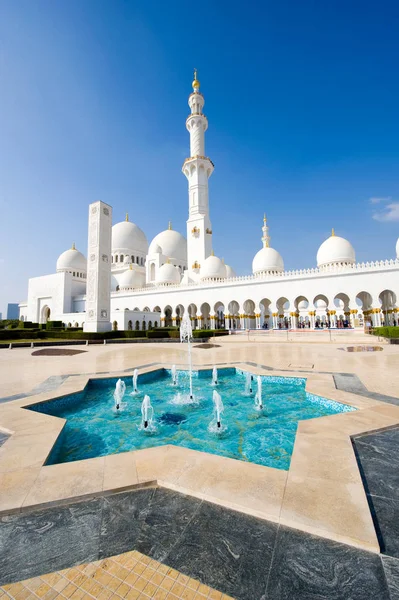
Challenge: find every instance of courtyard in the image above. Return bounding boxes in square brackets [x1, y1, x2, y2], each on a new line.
[0, 333, 398, 599]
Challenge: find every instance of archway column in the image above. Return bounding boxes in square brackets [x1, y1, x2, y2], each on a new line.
[209, 313, 216, 330]
[197, 315, 203, 330]
[308, 311, 316, 329]
[224, 314, 230, 330]
[290, 312, 298, 329]
[349, 308, 358, 328]
[255, 313, 261, 329]
[239, 314, 246, 330]
[372, 308, 382, 327]
[160, 317, 166, 328]
[328, 310, 337, 328]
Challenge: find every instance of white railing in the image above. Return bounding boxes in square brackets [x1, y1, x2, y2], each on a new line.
[113, 258, 399, 295]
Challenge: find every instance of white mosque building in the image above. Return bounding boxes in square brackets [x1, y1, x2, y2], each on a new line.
[19, 72, 399, 332]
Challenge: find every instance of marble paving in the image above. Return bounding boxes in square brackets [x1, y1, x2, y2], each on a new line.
[354, 427, 399, 560]
[0, 487, 398, 600]
[0, 547, 232, 599]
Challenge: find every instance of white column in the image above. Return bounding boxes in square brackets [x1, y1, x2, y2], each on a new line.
[210, 314, 216, 330]
[84, 201, 112, 333]
[255, 314, 261, 329]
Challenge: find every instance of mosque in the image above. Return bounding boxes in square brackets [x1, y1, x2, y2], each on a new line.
[19, 72, 399, 332]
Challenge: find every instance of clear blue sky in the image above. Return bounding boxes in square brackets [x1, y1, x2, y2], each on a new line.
[1, 0, 398, 317]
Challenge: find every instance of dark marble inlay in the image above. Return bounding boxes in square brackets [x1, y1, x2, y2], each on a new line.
[265, 526, 390, 600]
[0, 432, 9, 448]
[99, 488, 155, 560]
[354, 427, 399, 560]
[165, 501, 278, 600]
[355, 433, 399, 501]
[137, 488, 202, 562]
[0, 498, 102, 584]
[382, 556, 399, 600]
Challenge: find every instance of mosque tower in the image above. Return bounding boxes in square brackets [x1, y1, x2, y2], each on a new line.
[182, 70, 214, 275]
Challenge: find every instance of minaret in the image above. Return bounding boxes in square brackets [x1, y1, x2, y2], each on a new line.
[262, 214, 271, 247]
[182, 70, 214, 273]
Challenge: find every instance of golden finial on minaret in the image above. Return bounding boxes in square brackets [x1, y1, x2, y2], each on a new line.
[211, 249, 215, 256]
[331, 227, 335, 237]
[129, 263, 133, 270]
[72, 242, 76, 250]
[125, 213, 129, 222]
[168, 220, 172, 230]
[263, 213, 267, 223]
[192, 68, 200, 92]
[166, 257, 170, 264]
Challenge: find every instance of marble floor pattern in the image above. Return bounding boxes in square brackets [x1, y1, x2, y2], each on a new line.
[0, 487, 398, 600]
[0, 548, 232, 600]
[354, 427, 399, 577]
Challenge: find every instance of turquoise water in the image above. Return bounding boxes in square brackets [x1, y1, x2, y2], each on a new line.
[29, 369, 354, 470]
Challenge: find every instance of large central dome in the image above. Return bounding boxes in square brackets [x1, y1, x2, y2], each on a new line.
[149, 228, 187, 263]
[317, 230, 355, 269]
[112, 218, 148, 254]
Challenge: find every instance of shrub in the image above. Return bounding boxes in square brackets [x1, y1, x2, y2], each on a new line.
[46, 321, 63, 330]
[372, 326, 399, 338]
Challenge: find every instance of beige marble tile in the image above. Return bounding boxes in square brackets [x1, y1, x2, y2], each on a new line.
[134, 446, 169, 483]
[0, 467, 41, 512]
[0, 430, 61, 473]
[280, 472, 379, 552]
[103, 451, 138, 491]
[22, 457, 105, 508]
[289, 434, 360, 483]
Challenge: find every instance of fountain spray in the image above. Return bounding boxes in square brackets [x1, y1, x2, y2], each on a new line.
[180, 312, 194, 400]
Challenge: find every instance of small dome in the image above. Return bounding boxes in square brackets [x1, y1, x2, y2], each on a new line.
[112, 219, 148, 255]
[201, 255, 227, 280]
[149, 229, 187, 263]
[225, 264, 236, 278]
[317, 231, 355, 268]
[252, 247, 284, 275]
[156, 263, 181, 285]
[56, 245, 87, 273]
[119, 268, 143, 290]
[152, 244, 162, 254]
[396, 237, 399, 259]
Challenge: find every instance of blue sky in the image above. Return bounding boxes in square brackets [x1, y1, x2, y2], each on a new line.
[1, 0, 399, 316]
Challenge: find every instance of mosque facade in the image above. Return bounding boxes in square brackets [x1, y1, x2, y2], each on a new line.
[19, 73, 399, 332]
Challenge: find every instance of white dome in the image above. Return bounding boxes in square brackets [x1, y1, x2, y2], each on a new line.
[317, 233, 355, 268]
[112, 220, 148, 254]
[149, 229, 187, 263]
[156, 263, 181, 285]
[252, 247, 284, 275]
[396, 237, 399, 259]
[56, 246, 87, 273]
[225, 264, 236, 278]
[119, 268, 143, 290]
[201, 255, 227, 280]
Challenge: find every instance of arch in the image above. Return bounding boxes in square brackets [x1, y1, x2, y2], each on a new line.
[74, 322, 79, 328]
[135, 320, 140, 330]
[119, 255, 123, 262]
[133, 307, 140, 312]
[113, 320, 118, 331]
[148, 320, 153, 330]
[68, 322, 72, 328]
[379, 289, 397, 326]
[175, 304, 185, 327]
[200, 302, 211, 329]
[164, 305, 173, 327]
[356, 291, 373, 310]
[313, 294, 329, 308]
[188, 303, 198, 329]
[150, 263, 156, 281]
[128, 320, 133, 330]
[142, 321, 146, 331]
[276, 296, 290, 329]
[154, 321, 158, 328]
[41, 305, 51, 323]
[214, 301, 225, 329]
[228, 300, 240, 330]
[152, 305, 161, 313]
[294, 295, 309, 310]
[259, 298, 272, 329]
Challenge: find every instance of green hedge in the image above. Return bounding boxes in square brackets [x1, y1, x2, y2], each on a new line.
[372, 327, 399, 338]
[0, 319, 20, 329]
[46, 320, 63, 330]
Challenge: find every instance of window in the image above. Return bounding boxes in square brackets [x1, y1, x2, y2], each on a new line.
[115, 255, 118, 263]
[120, 255, 123, 262]
[136, 256, 139, 264]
